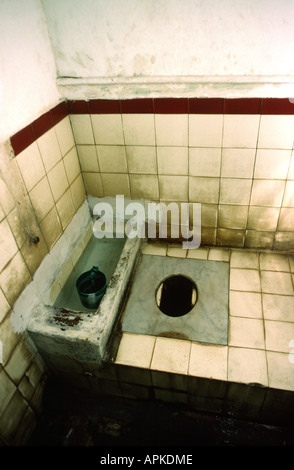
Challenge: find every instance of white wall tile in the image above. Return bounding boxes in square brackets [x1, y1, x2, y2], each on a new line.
[159, 175, 188, 201]
[29, 176, 55, 222]
[70, 114, 94, 144]
[189, 148, 221, 177]
[278, 208, 294, 231]
[219, 178, 252, 205]
[122, 114, 155, 145]
[0, 370, 17, 416]
[221, 148, 256, 178]
[247, 206, 280, 231]
[47, 160, 68, 202]
[189, 114, 223, 147]
[83, 172, 103, 197]
[155, 115, 188, 146]
[126, 146, 157, 174]
[283, 181, 294, 207]
[254, 149, 291, 179]
[129, 174, 159, 200]
[55, 116, 75, 156]
[40, 206, 62, 250]
[287, 152, 294, 179]
[0, 252, 31, 305]
[16, 142, 45, 192]
[0, 288, 10, 323]
[91, 114, 124, 145]
[0, 219, 18, 273]
[245, 230, 274, 250]
[63, 147, 81, 184]
[77, 145, 99, 172]
[223, 114, 260, 148]
[101, 173, 130, 197]
[157, 147, 188, 175]
[37, 128, 62, 172]
[200, 204, 218, 227]
[258, 115, 294, 149]
[189, 177, 219, 203]
[218, 204, 248, 229]
[97, 145, 128, 173]
[217, 228, 244, 247]
[250, 180, 285, 207]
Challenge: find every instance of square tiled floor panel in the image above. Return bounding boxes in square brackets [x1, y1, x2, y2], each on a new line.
[121, 254, 229, 345]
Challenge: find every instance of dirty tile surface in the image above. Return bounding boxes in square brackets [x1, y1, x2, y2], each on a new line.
[117, 243, 294, 393]
[121, 253, 229, 344]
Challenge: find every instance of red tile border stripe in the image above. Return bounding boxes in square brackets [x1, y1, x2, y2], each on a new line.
[66, 100, 89, 114]
[50, 101, 68, 125]
[10, 98, 294, 156]
[11, 101, 68, 156]
[261, 98, 294, 115]
[88, 99, 121, 114]
[65, 98, 294, 115]
[32, 110, 54, 140]
[10, 124, 36, 156]
[153, 98, 188, 114]
[121, 98, 154, 113]
[189, 98, 224, 114]
[224, 98, 262, 114]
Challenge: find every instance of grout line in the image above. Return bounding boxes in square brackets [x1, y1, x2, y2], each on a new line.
[226, 344, 229, 381]
[257, 250, 270, 385]
[153, 112, 160, 202]
[89, 114, 105, 197]
[246, 112, 267, 248]
[120, 113, 131, 199]
[148, 336, 157, 370]
[217, 115, 225, 244]
[186, 340, 193, 376]
[187, 112, 190, 207]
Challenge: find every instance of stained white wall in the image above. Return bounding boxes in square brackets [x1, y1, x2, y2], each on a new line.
[1, 0, 294, 138]
[0, 0, 60, 141]
[41, 0, 294, 98]
[42, 0, 294, 78]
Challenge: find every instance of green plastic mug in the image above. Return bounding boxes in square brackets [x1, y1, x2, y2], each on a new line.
[76, 266, 107, 309]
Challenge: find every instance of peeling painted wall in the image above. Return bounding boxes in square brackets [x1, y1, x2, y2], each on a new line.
[42, 0, 294, 79]
[0, 0, 60, 141]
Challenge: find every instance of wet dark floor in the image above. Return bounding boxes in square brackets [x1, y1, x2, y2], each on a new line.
[28, 377, 294, 454]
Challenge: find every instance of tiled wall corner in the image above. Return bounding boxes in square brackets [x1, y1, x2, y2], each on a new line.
[0, 101, 86, 446]
[67, 97, 294, 252]
[14, 115, 85, 251]
[2, 97, 294, 444]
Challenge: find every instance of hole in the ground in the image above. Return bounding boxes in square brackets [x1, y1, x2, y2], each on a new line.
[155, 275, 197, 317]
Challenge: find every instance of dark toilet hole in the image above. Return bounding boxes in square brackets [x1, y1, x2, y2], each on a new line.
[155, 274, 197, 317]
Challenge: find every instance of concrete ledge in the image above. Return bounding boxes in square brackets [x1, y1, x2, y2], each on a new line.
[57, 75, 294, 99]
[27, 236, 143, 365]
